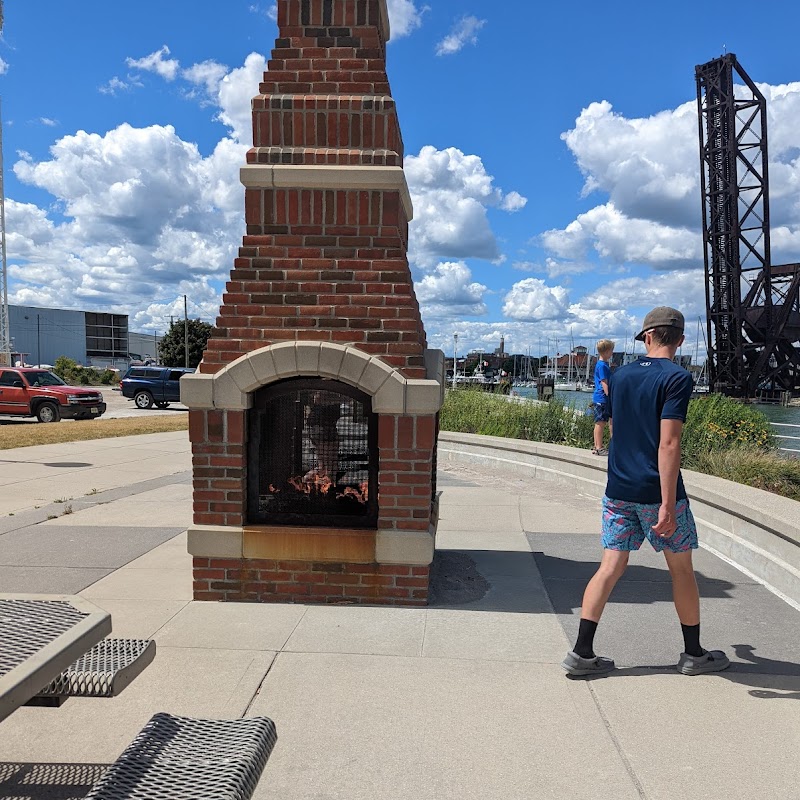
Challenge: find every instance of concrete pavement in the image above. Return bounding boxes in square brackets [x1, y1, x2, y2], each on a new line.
[0, 433, 799, 799]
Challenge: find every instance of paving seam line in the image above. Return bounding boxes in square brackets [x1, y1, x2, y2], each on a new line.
[0, 470, 192, 537]
[241, 652, 280, 719]
[586, 681, 649, 800]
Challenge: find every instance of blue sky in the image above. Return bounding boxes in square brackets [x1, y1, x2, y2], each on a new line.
[3, 0, 800, 360]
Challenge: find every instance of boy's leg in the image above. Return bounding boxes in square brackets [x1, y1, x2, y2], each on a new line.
[562, 498, 643, 676]
[655, 502, 730, 675]
[580, 548, 630, 624]
[561, 550, 628, 676]
[593, 421, 604, 451]
[662, 549, 700, 627]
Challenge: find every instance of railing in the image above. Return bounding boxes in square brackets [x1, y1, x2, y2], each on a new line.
[770, 423, 800, 455]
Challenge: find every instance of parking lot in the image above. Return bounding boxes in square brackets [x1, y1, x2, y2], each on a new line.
[100, 388, 187, 419]
[0, 387, 187, 425]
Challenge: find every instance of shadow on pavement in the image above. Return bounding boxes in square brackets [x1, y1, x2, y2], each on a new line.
[569, 644, 800, 699]
[534, 553, 737, 610]
[0, 762, 107, 800]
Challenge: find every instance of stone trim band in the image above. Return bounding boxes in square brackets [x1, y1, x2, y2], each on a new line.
[240, 164, 413, 221]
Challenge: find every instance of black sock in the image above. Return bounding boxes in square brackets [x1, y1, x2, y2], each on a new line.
[681, 623, 704, 657]
[574, 618, 598, 659]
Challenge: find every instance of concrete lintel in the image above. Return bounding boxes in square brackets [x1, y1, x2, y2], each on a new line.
[318, 342, 348, 378]
[188, 525, 244, 559]
[240, 164, 413, 221]
[180, 372, 215, 410]
[375, 527, 435, 566]
[404, 379, 444, 414]
[213, 372, 250, 410]
[372, 371, 406, 414]
[248, 348, 278, 384]
[295, 341, 322, 374]
[270, 341, 299, 377]
[424, 348, 446, 407]
[227, 354, 260, 393]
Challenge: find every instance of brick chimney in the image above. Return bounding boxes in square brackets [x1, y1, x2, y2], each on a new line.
[181, 0, 444, 606]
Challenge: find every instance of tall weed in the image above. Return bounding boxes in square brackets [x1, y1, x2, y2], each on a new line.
[440, 389, 594, 448]
[440, 389, 799, 500]
[682, 395, 773, 463]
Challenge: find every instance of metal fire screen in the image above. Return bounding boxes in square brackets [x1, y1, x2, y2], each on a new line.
[248, 378, 378, 527]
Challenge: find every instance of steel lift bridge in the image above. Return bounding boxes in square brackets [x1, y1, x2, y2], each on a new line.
[696, 54, 800, 399]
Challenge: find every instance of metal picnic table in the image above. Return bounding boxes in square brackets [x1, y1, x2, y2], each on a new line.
[0, 593, 111, 722]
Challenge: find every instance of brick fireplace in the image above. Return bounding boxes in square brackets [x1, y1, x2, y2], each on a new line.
[180, 0, 443, 606]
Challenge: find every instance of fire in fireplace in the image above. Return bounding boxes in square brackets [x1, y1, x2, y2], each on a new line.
[247, 378, 378, 528]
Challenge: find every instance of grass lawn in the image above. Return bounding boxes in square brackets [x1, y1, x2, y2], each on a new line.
[0, 416, 189, 450]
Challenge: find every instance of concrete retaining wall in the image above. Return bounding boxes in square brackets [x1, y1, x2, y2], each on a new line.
[438, 431, 800, 608]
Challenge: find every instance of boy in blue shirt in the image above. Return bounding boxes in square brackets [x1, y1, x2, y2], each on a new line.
[591, 339, 613, 455]
[562, 307, 730, 678]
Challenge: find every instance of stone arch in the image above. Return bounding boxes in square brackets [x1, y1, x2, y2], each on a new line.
[180, 342, 443, 414]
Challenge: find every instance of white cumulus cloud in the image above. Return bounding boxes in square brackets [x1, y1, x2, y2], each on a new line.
[387, 0, 427, 39]
[216, 53, 269, 145]
[436, 15, 487, 56]
[5, 52, 271, 330]
[546, 83, 800, 269]
[126, 45, 181, 81]
[579, 269, 705, 321]
[502, 278, 570, 322]
[415, 262, 488, 318]
[541, 202, 700, 268]
[182, 60, 230, 102]
[405, 145, 528, 267]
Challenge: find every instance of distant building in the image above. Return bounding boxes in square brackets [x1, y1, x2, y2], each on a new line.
[8, 304, 162, 368]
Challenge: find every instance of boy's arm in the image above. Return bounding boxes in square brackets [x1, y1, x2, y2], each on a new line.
[600, 379, 609, 397]
[652, 418, 683, 537]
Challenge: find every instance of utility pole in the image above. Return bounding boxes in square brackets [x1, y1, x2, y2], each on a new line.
[452, 333, 458, 388]
[0, 2, 11, 366]
[153, 330, 158, 363]
[184, 295, 189, 368]
[36, 314, 40, 367]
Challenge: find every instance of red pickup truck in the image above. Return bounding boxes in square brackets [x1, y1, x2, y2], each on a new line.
[0, 367, 107, 422]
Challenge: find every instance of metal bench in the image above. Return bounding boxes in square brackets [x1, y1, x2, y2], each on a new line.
[84, 712, 278, 799]
[30, 638, 156, 706]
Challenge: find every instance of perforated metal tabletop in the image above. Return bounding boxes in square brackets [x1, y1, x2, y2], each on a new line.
[0, 594, 111, 722]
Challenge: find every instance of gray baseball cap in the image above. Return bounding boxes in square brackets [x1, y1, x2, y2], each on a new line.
[634, 306, 685, 341]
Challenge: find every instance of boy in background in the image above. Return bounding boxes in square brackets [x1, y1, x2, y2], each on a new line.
[591, 339, 614, 455]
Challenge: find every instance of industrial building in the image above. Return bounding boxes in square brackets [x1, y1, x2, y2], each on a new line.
[8, 304, 162, 368]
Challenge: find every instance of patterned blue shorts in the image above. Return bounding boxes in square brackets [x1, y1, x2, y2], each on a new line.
[601, 496, 698, 553]
[592, 402, 610, 423]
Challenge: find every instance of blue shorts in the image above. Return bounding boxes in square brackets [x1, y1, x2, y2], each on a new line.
[601, 496, 698, 553]
[592, 402, 610, 423]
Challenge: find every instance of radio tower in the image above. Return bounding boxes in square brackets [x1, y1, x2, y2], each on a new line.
[0, 0, 10, 366]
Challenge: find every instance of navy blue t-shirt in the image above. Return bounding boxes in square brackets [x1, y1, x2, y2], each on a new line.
[606, 357, 693, 504]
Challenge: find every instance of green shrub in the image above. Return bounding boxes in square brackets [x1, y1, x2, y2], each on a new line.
[440, 388, 594, 448]
[682, 394, 773, 464]
[52, 356, 118, 386]
[440, 389, 797, 500]
[689, 445, 800, 501]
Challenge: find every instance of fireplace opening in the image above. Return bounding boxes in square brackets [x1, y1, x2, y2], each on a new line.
[247, 378, 378, 528]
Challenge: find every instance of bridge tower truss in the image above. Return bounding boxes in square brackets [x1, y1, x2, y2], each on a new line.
[696, 54, 800, 398]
